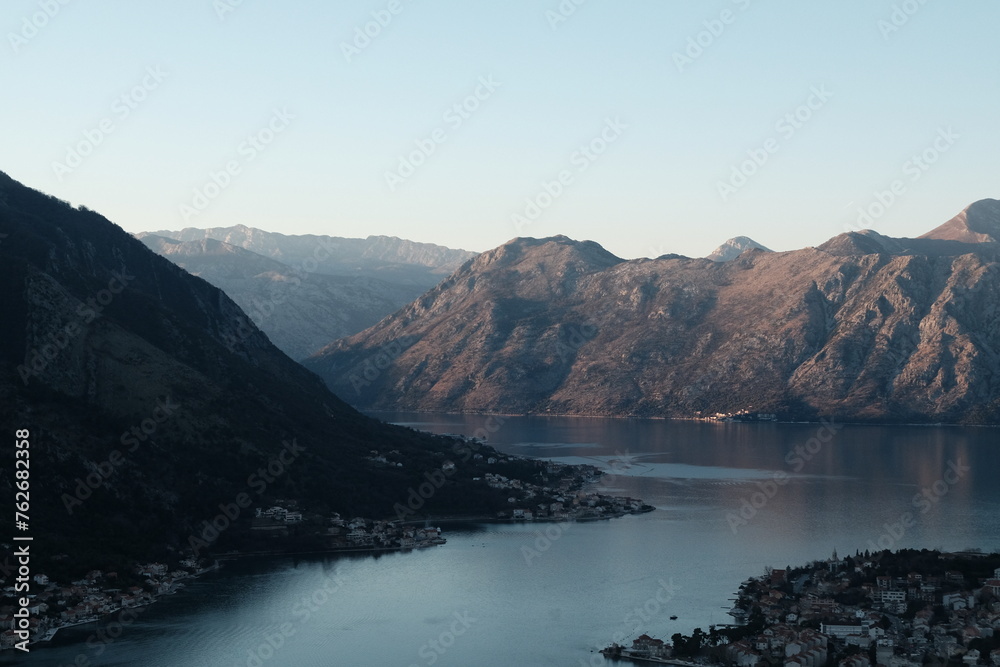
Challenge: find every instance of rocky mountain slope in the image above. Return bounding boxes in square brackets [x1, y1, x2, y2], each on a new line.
[136, 234, 423, 359]
[919, 198, 1000, 243]
[306, 201, 1000, 424]
[0, 172, 521, 574]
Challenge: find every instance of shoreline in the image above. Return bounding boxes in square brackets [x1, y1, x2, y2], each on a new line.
[6, 450, 653, 654]
[219, 508, 656, 561]
[368, 409, 999, 428]
[3, 562, 220, 653]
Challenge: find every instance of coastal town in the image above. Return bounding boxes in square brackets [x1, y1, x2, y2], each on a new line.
[0, 557, 217, 651]
[1, 449, 653, 652]
[603, 549, 1000, 667]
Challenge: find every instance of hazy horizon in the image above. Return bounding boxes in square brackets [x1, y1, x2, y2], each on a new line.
[3, 0, 997, 259]
[131, 196, 985, 260]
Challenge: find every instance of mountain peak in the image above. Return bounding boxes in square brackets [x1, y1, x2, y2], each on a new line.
[479, 235, 624, 272]
[919, 199, 1000, 243]
[706, 236, 772, 262]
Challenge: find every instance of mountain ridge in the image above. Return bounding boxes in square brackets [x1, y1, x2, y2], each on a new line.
[306, 200, 1000, 424]
[145, 224, 477, 280]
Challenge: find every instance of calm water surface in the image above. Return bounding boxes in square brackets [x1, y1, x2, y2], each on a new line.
[7, 416, 999, 667]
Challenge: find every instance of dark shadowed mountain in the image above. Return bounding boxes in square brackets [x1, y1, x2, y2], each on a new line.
[305, 204, 1000, 424]
[0, 172, 530, 575]
[705, 236, 772, 262]
[136, 234, 427, 360]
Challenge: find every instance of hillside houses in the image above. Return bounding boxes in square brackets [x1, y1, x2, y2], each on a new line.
[733, 551, 1000, 666]
[630, 550, 1000, 667]
[0, 559, 212, 650]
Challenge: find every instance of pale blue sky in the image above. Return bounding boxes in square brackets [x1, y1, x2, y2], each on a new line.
[2, 1, 997, 258]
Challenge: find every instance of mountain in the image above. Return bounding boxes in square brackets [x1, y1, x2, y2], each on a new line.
[305, 203, 1000, 424]
[136, 234, 422, 360]
[918, 199, 1000, 243]
[0, 172, 541, 575]
[705, 236, 772, 262]
[145, 225, 476, 286]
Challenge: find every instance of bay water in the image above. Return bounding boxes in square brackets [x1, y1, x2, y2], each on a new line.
[7, 416, 999, 666]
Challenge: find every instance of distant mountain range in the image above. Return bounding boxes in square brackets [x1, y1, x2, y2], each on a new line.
[305, 200, 1000, 424]
[136, 230, 475, 360]
[137, 226, 778, 360]
[0, 172, 528, 572]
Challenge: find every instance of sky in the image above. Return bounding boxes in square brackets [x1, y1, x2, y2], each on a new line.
[2, 0, 998, 259]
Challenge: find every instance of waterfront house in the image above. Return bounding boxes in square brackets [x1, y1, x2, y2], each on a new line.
[631, 634, 670, 660]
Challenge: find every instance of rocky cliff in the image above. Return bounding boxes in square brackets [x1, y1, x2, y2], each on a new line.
[306, 202, 1000, 423]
